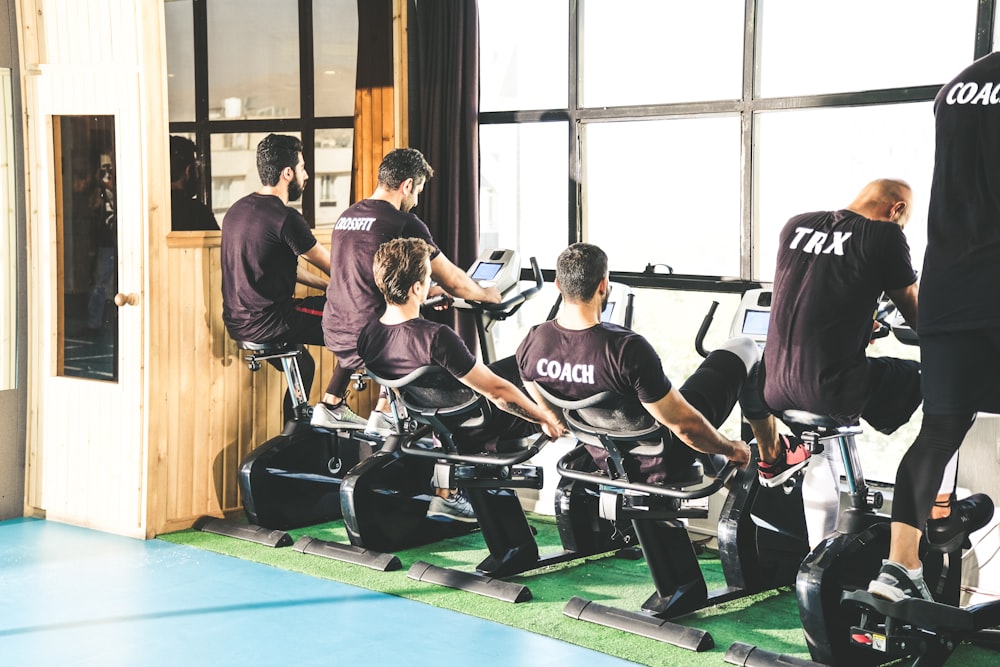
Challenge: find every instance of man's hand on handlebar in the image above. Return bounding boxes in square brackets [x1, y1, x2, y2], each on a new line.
[480, 285, 502, 304]
[425, 285, 454, 311]
[728, 440, 751, 468]
[540, 419, 566, 441]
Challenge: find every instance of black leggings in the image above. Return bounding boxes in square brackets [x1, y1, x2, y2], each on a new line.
[891, 413, 974, 529]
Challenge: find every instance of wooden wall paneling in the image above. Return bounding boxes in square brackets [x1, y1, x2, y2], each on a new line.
[206, 248, 226, 516]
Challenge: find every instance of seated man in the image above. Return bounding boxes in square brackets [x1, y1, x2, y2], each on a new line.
[762, 178, 970, 548]
[516, 242, 786, 486]
[357, 237, 564, 521]
[221, 134, 331, 423]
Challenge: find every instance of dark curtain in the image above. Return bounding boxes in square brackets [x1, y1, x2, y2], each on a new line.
[408, 0, 481, 354]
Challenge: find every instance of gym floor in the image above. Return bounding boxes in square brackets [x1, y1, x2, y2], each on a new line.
[0, 517, 640, 667]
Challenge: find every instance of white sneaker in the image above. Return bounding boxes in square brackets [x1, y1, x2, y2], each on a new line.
[365, 410, 397, 436]
[426, 491, 477, 523]
[310, 402, 367, 430]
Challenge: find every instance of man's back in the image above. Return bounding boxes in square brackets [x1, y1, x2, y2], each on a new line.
[763, 209, 915, 422]
[516, 320, 671, 404]
[922, 52, 1000, 334]
[221, 193, 315, 341]
[323, 199, 439, 356]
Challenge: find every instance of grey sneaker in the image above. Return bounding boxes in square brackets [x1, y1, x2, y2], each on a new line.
[365, 410, 397, 436]
[310, 402, 367, 430]
[426, 491, 477, 523]
[867, 560, 934, 602]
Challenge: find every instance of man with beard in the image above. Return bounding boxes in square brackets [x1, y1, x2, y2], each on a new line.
[517, 243, 771, 485]
[312, 147, 501, 432]
[169, 135, 218, 231]
[221, 133, 331, 423]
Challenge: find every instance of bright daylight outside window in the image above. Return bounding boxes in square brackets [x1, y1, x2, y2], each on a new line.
[477, 0, 985, 482]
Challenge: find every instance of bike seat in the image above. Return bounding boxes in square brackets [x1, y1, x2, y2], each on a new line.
[236, 340, 296, 354]
[781, 410, 853, 432]
[537, 387, 666, 457]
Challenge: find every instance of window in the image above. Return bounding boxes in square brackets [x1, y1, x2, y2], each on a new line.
[478, 0, 996, 483]
[165, 0, 358, 228]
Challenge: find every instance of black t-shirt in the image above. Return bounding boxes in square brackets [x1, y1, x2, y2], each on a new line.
[323, 199, 440, 362]
[763, 209, 917, 422]
[516, 320, 672, 403]
[921, 52, 1000, 334]
[357, 317, 476, 381]
[220, 193, 318, 341]
[171, 190, 219, 231]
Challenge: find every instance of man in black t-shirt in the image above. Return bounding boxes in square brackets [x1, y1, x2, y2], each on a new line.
[870, 56, 1000, 603]
[517, 243, 776, 486]
[763, 179, 945, 547]
[169, 136, 219, 232]
[357, 237, 563, 520]
[221, 134, 332, 423]
[313, 148, 502, 431]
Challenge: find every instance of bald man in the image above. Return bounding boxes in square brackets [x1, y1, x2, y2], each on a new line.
[760, 179, 944, 547]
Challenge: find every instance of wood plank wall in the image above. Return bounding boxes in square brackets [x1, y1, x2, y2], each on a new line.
[148, 0, 404, 535]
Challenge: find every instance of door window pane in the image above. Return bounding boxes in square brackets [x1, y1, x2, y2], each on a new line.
[165, 0, 195, 123]
[314, 0, 359, 117]
[583, 117, 742, 276]
[0, 69, 15, 389]
[755, 103, 934, 281]
[480, 122, 569, 266]
[758, 0, 977, 97]
[480, 0, 568, 111]
[581, 0, 744, 107]
[207, 0, 300, 119]
[314, 128, 354, 225]
[56, 116, 118, 382]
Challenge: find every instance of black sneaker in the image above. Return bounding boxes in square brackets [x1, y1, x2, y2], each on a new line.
[925, 493, 994, 552]
[867, 560, 934, 602]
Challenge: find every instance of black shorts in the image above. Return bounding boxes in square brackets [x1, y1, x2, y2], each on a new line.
[920, 329, 1000, 415]
[860, 356, 922, 435]
[275, 295, 326, 347]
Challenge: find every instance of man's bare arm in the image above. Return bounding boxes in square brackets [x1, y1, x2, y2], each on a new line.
[642, 387, 749, 465]
[430, 254, 501, 303]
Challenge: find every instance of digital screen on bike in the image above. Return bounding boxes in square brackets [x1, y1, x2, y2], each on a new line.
[742, 310, 770, 337]
[601, 301, 616, 322]
[471, 262, 503, 281]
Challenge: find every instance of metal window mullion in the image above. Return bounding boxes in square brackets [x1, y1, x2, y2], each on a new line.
[740, 0, 758, 281]
[193, 0, 211, 208]
[975, 0, 998, 59]
[569, 0, 581, 245]
[298, 0, 315, 226]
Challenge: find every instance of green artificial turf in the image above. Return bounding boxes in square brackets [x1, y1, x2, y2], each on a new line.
[160, 514, 995, 667]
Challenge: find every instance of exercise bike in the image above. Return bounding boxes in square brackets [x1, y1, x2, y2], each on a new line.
[547, 290, 809, 651]
[194, 340, 380, 545]
[725, 296, 997, 667]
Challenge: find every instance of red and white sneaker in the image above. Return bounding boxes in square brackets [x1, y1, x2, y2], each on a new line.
[757, 434, 811, 488]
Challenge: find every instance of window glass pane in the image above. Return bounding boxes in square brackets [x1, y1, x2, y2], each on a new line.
[759, 0, 978, 97]
[314, 0, 359, 117]
[165, 0, 195, 123]
[57, 116, 118, 382]
[480, 122, 569, 267]
[480, 0, 568, 111]
[583, 117, 742, 276]
[314, 128, 354, 226]
[755, 103, 934, 281]
[0, 69, 15, 389]
[210, 132, 301, 222]
[581, 0, 744, 107]
[207, 0, 300, 119]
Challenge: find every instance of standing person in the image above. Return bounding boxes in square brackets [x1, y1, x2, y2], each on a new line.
[357, 237, 563, 520]
[868, 57, 1000, 603]
[84, 152, 118, 335]
[169, 135, 219, 232]
[312, 147, 501, 430]
[762, 179, 967, 549]
[516, 243, 771, 485]
[221, 133, 332, 424]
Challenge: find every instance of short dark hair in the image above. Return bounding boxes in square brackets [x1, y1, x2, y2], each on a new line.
[256, 133, 303, 186]
[556, 243, 608, 302]
[374, 237, 434, 306]
[169, 135, 198, 181]
[377, 148, 434, 190]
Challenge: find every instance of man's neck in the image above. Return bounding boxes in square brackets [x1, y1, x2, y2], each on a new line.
[380, 299, 420, 325]
[258, 185, 288, 205]
[556, 298, 602, 330]
[369, 186, 403, 210]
